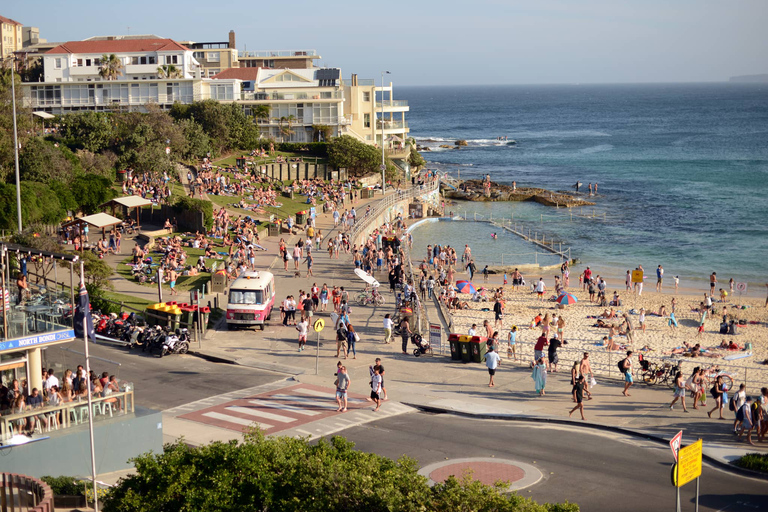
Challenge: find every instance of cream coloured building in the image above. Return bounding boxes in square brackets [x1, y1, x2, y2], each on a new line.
[0, 14, 23, 61]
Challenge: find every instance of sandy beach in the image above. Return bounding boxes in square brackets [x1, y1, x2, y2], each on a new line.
[445, 277, 768, 383]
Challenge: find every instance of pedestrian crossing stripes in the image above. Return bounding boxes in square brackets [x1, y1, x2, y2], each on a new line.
[177, 383, 377, 436]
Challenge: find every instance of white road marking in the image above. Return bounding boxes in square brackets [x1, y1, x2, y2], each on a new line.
[202, 411, 271, 429]
[225, 406, 296, 423]
[247, 400, 321, 416]
[270, 394, 338, 409]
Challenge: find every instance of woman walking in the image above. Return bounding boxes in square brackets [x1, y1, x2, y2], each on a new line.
[708, 375, 728, 419]
[669, 371, 689, 412]
[346, 323, 358, 360]
[532, 358, 547, 396]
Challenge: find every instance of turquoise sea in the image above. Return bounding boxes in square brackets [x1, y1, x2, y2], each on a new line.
[399, 84, 768, 289]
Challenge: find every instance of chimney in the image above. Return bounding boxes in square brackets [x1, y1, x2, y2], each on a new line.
[351, 74, 358, 86]
[229, 30, 236, 49]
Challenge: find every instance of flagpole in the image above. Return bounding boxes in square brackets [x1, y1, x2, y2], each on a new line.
[81, 261, 99, 512]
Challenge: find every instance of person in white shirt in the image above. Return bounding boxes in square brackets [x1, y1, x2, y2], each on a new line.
[535, 278, 546, 301]
[468, 324, 477, 336]
[44, 369, 59, 392]
[296, 318, 308, 352]
[733, 383, 747, 433]
[382, 314, 393, 344]
[484, 346, 501, 387]
[370, 367, 383, 411]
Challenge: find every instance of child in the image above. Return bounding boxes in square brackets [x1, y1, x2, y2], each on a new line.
[638, 308, 646, 334]
[503, 272, 508, 285]
[507, 326, 518, 361]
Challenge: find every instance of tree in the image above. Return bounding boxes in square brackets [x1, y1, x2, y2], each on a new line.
[327, 135, 383, 176]
[99, 54, 123, 81]
[253, 105, 270, 124]
[408, 144, 426, 169]
[59, 111, 114, 152]
[176, 118, 213, 161]
[278, 115, 296, 142]
[19, 138, 81, 184]
[157, 64, 182, 79]
[101, 431, 578, 512]
[71, 174, 116, 214]
[0, 69, 33, 182]
[0, 181, 68, 230]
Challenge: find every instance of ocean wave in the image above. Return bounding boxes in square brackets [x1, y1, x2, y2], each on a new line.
[514, 130, 611, 138]
[580, 144, 614, 154]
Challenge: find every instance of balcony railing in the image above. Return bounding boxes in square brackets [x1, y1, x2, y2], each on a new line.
[240, 91, 343, 101]
[377, 120, 409, 130]
[342, 79, 376, 86]
[239, 49, 318, 58]
[375, 100, 409, 108]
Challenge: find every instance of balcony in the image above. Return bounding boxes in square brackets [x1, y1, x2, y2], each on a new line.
[239, 49, 318, 58]
[125, 63, 162, 75]
[240, 90, 343, 102]
[377, 120, 409, 131]
[386, 147, 411, 159]
[375, 100, 409, 112]
[342, 79, 375, 86]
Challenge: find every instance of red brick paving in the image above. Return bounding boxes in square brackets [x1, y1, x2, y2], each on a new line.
[429, 461, 525, 485]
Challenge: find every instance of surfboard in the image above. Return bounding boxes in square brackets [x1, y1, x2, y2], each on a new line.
[724, 351, 753, 361]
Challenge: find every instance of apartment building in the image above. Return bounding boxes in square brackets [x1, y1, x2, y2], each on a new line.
[213, 67, 344, 142]
[180, 30, 238, 78]
[238, 48, 320, 69]
[342, 74, 409, 157]
[0, 15, 23, 61]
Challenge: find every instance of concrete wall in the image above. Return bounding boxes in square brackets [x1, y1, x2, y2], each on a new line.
[0, 407, 163, 478]
[248, 162, 343, 182]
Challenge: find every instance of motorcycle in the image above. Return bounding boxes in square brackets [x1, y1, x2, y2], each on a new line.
[160, 328, 190, 357]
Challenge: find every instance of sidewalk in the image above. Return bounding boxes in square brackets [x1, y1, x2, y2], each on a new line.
[191, 186, 767, 476]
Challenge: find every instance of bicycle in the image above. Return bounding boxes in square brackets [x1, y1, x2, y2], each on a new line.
[357, 289, 385, 306]
[701, 364, 734, 392]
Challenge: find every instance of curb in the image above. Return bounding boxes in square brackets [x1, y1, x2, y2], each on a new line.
[189, 350, 237, 365]
[401, 402, 768, 481]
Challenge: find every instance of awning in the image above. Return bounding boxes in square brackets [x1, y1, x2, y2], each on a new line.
[386, 135, 403, 142]
[101, 196, 152, 209]
[62, 213, 123, 230]
[33, 111, 56, 120]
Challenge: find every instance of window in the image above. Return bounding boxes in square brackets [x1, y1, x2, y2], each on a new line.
[76, 58, 83, 67]
[131, 57, 139, 65]
[130, 82, 158, 104]
[85, 59, 91, 66]
[207, 52, 220, 62]
[208, 69, 220, 77]
[362, 91, 370, 102]
[166, 82, 193, 103]
[149, 56, 156, 64]
[210, 84, 234, 100]
[54, 58, 62, 69]
[193, 52, 205, 60]
[263, 59, 275, 68]
[275, 73, 304, 82]
[229, 289, 263, 305]
[166, 55, 179, 65]
[140, 56, 147, 65]
[364, 113, 371, 128]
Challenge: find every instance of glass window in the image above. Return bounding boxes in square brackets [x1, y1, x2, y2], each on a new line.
[131, 56, 139, 65]
[364, 113, 370, 128]
[54, 58, 62, 69]
[208, 52, 220, 62]
[229, 289, 263, 305]
[362, 91, 370, 102]
[149, 56, 156, 64]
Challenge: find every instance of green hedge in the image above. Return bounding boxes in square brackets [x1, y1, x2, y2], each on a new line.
[41, 475, 85, 496]
[172, 195, 213, 230]
[735, 453, 768, 473]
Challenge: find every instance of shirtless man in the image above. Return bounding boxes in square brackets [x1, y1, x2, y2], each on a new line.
[579, 352, 593, 399]
[710, 272, 717, 297]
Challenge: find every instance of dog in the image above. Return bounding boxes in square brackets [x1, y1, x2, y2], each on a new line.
[294, 271, 301, 278]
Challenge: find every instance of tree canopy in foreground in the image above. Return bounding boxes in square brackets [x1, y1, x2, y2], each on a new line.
[103, 430, 578, 512]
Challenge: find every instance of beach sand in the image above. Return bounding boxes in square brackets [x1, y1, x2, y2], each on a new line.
[446, 280, 768, 383]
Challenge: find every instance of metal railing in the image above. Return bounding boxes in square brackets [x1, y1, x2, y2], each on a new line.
[239, 49, 318, 58]
[342, 79, 376, 86]
[1, 389, 135, 443]
[375, 100, 409, 108]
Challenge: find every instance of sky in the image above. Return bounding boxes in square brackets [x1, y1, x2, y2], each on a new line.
[6, 0, 768, 86]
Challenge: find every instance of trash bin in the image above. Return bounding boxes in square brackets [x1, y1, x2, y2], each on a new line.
[210, 271, 227, 294]
[296, 211, 307, 225]
[459, 335, 472, 362]
[117, 169, 127, 183]
[145, 303, 165, 327]
[268, 222, 280, 237]
[469, 336, 488, 363]
[448, 333, 462, 361]
[361, 188, 372, 199]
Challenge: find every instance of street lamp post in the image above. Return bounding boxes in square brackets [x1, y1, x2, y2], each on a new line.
[380, 70, 390, 194]
[9, 58, 22, 233]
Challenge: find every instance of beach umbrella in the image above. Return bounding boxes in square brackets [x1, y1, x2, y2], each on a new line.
[455, 281, 477, 294]
[556, 292, 578, 306]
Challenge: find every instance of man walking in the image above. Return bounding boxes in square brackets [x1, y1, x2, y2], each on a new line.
[621, 350, 633, 396]
[579, 352, 593, 399]
[335, 365, 350, 412]
[569, 376, 586, 420]
[656, 265, 664, 292]
[297, 317, 308, 352]
[484, 346, 501, 387]
[535, 278, 546, 301]
[370, 358, 387, 400]
[493, 298, 504, 329]
[370, 366, 383, 411]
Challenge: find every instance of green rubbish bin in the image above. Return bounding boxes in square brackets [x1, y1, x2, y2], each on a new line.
[459, 335, 472, 363]
[268, 222, 280, 237]
[469, 336, 488, 363]
[296, 211, 307, 225]
[448, 333, 462, 361]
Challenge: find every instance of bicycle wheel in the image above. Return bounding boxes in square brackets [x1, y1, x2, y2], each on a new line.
[357, 296, 367, 306]
[374, 295, 385, 306]
[664, 371, 677, 390]
[721, 374, 734, 391]
[642, 370, 657, 385]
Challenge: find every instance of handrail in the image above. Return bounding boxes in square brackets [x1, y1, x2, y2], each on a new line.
[1, 390, 135, 443]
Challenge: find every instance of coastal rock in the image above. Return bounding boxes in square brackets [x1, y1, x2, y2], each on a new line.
[439, 144, 453, 149]
[455, 140, 468, 146]
[441, 179, 596, 208]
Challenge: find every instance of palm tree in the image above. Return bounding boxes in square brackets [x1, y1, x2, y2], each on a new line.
[98, 54, 123, 81]
[253, 105, 270, 124]
[278, 115, 296, 142]
[157, 64, 182, 79]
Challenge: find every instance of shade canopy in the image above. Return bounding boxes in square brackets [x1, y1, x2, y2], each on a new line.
[101, 196, 152, 209]
[33, 111, 55, 120]
[63, 213, 123, 230]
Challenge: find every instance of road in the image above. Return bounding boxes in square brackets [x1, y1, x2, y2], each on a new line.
[42, 340, 284, 411]
[336, 412, 768, 512]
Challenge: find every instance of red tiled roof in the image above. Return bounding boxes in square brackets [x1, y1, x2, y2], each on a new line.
[0, 15, 22, 26]
[45, 38, 190, 55]
[212, 67, 261, 81]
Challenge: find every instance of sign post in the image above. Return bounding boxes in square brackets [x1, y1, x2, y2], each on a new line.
[671, 438, 703, 512]
[313, 318, 325, 375]
[429, 323, 441, 354]
[670, 430, 683, 512]
[736, 282, 747, 301]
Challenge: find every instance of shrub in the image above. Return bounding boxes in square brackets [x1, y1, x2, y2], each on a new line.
[735, 453, 768, 473]
[40, 475, 85, 496]
[172, 195, 213, 230]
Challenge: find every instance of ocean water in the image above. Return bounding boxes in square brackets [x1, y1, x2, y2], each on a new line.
[399, 84, 768, 287]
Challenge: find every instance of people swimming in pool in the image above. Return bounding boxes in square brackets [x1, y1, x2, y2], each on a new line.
[491, 233, 498, 240]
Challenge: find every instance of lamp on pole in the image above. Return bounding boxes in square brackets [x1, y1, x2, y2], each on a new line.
[380, 70, 390, 195]
[8, 57, 22, 233]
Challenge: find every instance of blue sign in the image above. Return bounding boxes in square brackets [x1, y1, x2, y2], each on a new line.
[0, 329, 76, 352]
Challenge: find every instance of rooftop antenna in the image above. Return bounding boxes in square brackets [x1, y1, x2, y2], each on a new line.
[127, 26, 131, 34]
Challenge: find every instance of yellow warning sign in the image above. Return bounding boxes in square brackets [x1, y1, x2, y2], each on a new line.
[313, 318, 325, 332]
[631, 270, 644, 284]
[673, 439, 702, 487]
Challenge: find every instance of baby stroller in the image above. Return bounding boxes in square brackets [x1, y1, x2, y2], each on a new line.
[411, 333, 432, 357]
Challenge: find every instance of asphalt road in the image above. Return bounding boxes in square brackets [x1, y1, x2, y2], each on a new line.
[336, 412, 768, 512]
[42, 340, 285, 411]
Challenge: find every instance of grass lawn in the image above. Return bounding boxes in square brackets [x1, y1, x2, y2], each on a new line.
[101, 290, 156, 311]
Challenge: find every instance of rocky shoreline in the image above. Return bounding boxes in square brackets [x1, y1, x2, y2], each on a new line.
[442, 179, 595, 207]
